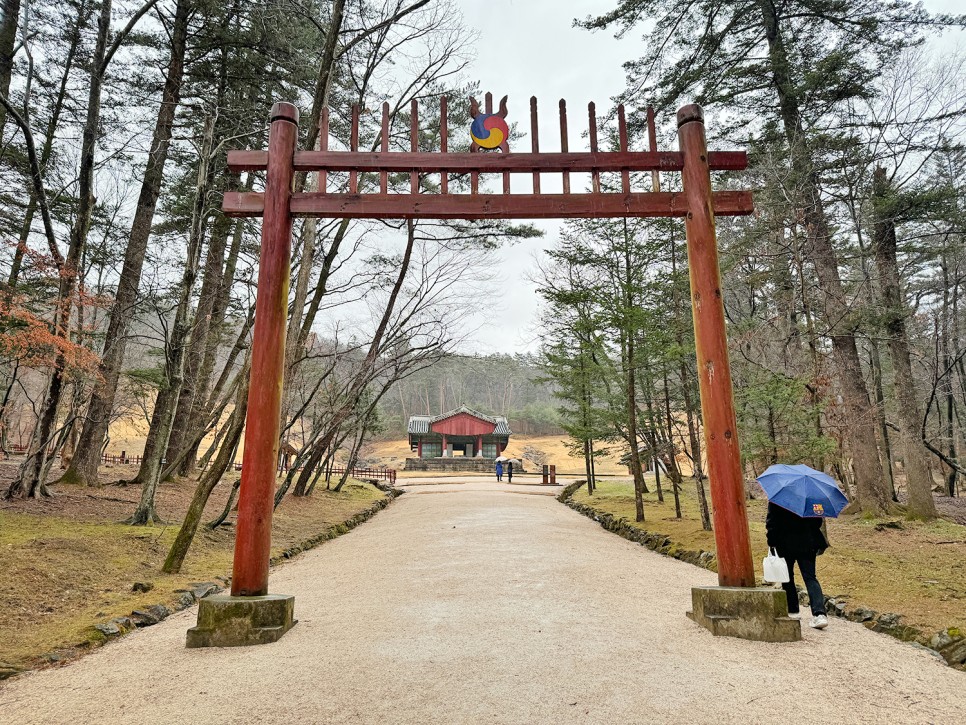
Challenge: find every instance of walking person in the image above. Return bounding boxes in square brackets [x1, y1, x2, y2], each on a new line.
[495, 460, 504, 482]
[766, 500, 829, 629]
[507, 461, 513, 483]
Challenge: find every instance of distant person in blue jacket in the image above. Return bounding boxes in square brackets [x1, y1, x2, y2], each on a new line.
[495, 461, 504, 482]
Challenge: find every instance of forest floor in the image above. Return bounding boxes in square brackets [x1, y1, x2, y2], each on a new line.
[571, 478, 966, 638]
[0, 459, 386, 673]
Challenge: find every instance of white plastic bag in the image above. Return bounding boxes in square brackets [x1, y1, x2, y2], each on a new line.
[762, 547, 790, 583]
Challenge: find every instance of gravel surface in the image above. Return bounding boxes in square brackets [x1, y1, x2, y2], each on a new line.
[1, 477, 963, 724]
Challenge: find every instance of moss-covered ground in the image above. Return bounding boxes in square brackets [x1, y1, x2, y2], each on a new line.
[0, 464, 385, 671]
[572, 478, 966, 637]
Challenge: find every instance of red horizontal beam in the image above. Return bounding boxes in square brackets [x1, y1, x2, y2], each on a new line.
[222, 190, 754, 219]
[226, 150, 747, 173]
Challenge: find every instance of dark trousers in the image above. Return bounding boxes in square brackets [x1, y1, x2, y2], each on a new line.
[779, 550, 826, 616]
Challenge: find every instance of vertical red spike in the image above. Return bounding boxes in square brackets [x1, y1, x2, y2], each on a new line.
[648, 105, 660, 191]
[380, 102, 389, 194]
[350, 104, 359, 193]
[588, 102, 600, 194]
[618, 103, 630, 193]
[319, 107, 329, 193]
[440, 95, 448, 194]
[559, 99, 570, 194]
[530, 96, 540, 194]
[410, 99, 419, 194]
[485, 92, 493, 114]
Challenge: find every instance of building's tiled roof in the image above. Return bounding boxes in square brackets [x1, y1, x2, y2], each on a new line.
[408, 405, 511, 436]
[408, 416, 432, 434]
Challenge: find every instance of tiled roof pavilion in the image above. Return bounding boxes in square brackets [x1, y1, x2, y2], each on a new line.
[407, 405, 511, 459]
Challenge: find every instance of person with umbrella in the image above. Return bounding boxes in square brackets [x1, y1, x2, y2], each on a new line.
[758, 464, 848, 631]
[495, 459, 504, 482]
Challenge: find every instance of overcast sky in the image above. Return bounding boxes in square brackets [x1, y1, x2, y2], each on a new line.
[454, 0, 965, 355]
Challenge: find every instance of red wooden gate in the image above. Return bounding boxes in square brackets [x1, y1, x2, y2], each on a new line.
[223, 94, 756, 598]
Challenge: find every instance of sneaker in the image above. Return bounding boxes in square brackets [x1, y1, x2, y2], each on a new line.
[809, 614, 829, 629]
[788, 612, 802, 620]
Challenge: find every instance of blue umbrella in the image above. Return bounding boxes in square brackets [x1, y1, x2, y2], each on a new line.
[756, 463, 849, 518]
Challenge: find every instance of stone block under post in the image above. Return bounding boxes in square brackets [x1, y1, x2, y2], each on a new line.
[687, 586, 801, 642]
[186, 594, 296, 648]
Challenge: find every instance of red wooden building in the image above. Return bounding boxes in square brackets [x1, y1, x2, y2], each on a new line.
[408, 406, 511, 459]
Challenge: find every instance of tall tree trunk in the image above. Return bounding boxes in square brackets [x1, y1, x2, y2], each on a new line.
[162, 366, 248, 573]
[623, 232, 645, 520]
[0, 0, 20, 134]
[64, 0, 192, 487]
[6, 0, 86, 287]
[164, 192, 233, 474]
[870, 166, 935, 517]
[662, 367, 683, 519]
[642, 359, 663, 503]
[939, 259, 959, 497]
[165, 11, 236, 475]
[670, 234, 710, 529]
[8, 0, 113, 499]
[868, 339, 898, 501]
[127, 115, 215, 524]
[758, 0, 890, 514]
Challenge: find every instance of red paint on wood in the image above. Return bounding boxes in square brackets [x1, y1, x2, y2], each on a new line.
[588, 102, 600, 194]
[618, 104, 630, 193]
[410, 99, 418, 194]
[350, 104, 359, 193]
[678, 103, 755, 588]
[430, 412, 497, 436]
[223, 190, 754, 219]
[559, 99, 570, 193]
[380, 102, 389, 194]
[530, 96, 540, 193]
[440, 96, 448, 193]
[227, 149, 748, 174]
[231, 102, 299, 597]
[319, 107, 328, 192]
[647, 105, 660, 192]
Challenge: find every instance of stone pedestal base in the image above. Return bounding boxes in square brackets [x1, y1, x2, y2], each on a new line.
[186, 594, 296, 648]
[686, 586, 801, 642]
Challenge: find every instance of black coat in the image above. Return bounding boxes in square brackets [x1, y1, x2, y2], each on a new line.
[765, 502, 828, 555]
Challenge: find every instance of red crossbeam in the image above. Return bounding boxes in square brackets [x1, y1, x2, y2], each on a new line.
[227, 149, 746, 173]
[223, 190, 754, 219]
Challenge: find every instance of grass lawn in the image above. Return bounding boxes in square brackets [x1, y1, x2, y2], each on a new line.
[572, 477, 966, 637]
[0, 464, 386, 672]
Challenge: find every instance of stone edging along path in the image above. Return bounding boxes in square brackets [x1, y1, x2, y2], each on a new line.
[556, 480, 966, 672]
[1, 482, 404, 681]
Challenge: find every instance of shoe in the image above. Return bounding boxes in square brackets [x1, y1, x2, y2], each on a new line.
[809, 614, 829, 629]
[788, 612, 802, 620]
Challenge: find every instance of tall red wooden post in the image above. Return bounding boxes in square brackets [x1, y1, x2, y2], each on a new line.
[677, 104, 755, 588]
[232, 102, 299, 597]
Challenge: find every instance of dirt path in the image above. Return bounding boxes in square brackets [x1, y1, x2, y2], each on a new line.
[1, 478, 963, 724]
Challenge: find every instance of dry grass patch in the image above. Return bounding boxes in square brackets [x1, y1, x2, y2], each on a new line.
[573, 478, 966, 636]
[0, 462, 385, 671]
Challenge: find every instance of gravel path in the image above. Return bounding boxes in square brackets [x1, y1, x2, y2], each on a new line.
[1, 477, 963, 724]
